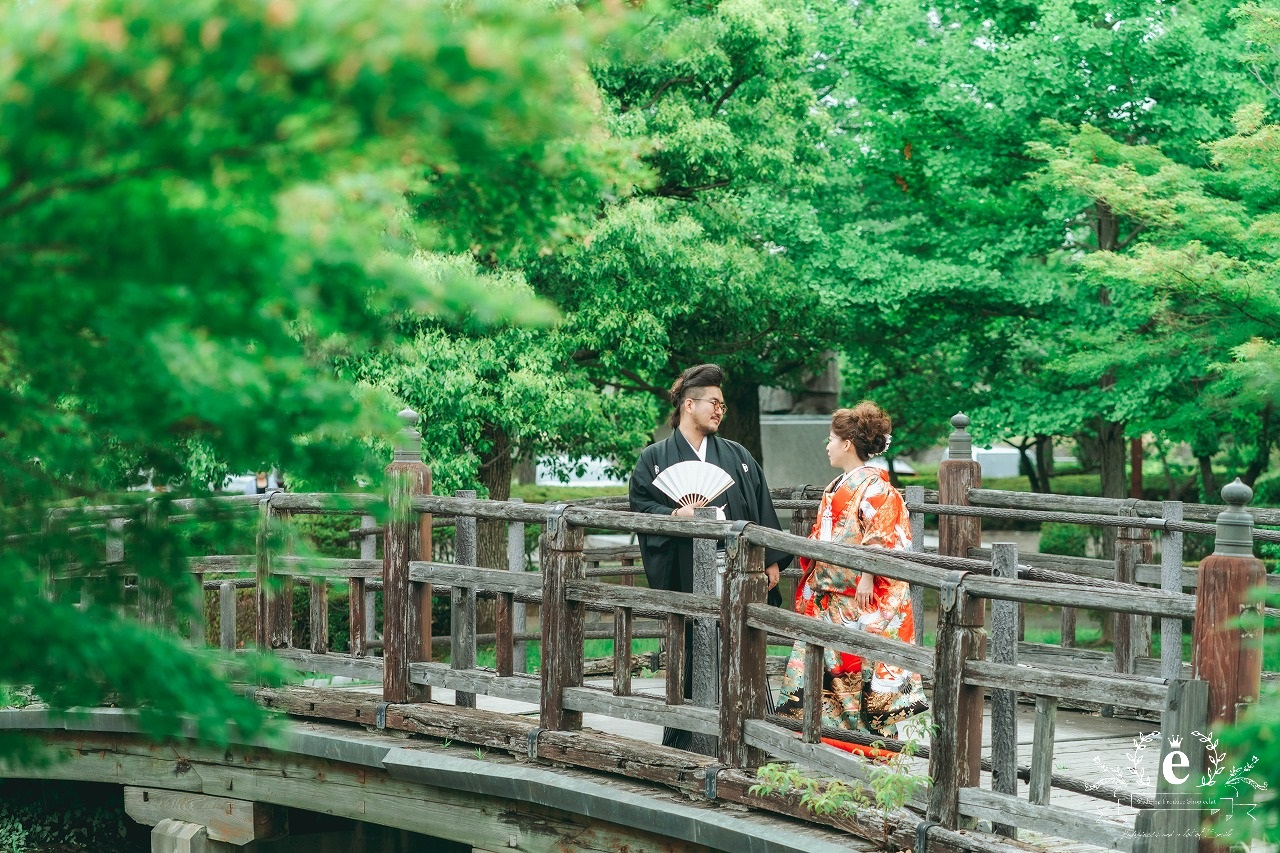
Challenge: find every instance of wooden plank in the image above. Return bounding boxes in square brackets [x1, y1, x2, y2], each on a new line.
[452, 491, 479, 710]
[263, 492, 380, 514]
[690, 509, 718, 758]
[719, 539, 768, 769]
[1132, 679, 1207, 853]
[272, 648, 385, 682]
[410, 662, 542, 704]
[409, 562, 542, 595]
[383, 444, 430, 704]
[124, 787, 286, 845]
[964, 661, 1168, 711]
[273, 556, 381, 578]
[989, 543, 1019, 839]
[359, 515, 378, 654]
[254, 499, 272, 649]
[219, 581, 237, 653]
[957, 788, 1133, 851]
[745, 603, 935, 677]
[565, 580, 719, 620]
[507, 500, 528, 674]
[613, 607, 633, 697]
[349, 576, 367, 657]
[1029, 696, 1057, 806]
[926, 575, 986, 829]
[665, 613, 687, 707]
[961, 574, 1195, 619]
[561, 688, 719, 735]
[309, 577, 328, 654]
[540, 510, 585, 732]
[495, 592, 514, 677]
[1160, 502, 1185, 682]
[802, 644, 824, 745]
[743, 721, 876, 790]
[906, 485, 927, 646]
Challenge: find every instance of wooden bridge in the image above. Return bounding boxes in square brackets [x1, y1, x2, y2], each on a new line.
[4, 412, 1273, 853]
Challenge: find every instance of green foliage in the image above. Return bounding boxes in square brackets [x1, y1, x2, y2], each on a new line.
[1038, 522, 1100, 558]
[0, 0, 648, 764]
[0, 781, 144, 853]
[1212, 590, 1279, 844]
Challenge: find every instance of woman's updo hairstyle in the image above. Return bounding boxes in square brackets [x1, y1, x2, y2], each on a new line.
[668, 363, 726, 429]
[831, 402, 892, 461]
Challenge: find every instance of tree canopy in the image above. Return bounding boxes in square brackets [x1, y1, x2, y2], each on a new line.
[0, 0, 642, 758]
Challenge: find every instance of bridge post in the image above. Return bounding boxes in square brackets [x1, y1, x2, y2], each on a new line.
[690, 506, 720, 757]
[718, 529, 767, 769]
[452, 489, 478, 708]
[1193, 479, 1265, 728]
[540, 505, 585, 731]
[937, 413, 982, 560]
[383, 408, 432, 704]
[927, 572, 986, 830]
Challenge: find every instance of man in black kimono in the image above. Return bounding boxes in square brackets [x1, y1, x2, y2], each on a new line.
[628, 363, 791, 749]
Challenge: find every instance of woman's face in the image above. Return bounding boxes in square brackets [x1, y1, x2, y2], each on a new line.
[826, 432, 861, 469]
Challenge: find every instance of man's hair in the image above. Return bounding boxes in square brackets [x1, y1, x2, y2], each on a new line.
[667, 363, 725, 429]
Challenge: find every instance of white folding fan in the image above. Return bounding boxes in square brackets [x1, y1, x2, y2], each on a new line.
[653, 461, 734, 509]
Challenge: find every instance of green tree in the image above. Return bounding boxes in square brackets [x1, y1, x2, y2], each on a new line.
[346, 254, 657, 568]
[528, 0, 843, 459]
[0, 0, 639, 760]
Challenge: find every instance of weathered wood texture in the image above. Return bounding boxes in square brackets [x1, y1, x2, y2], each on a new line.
[690, 508, 719, 758]
[382, 446, 431, 704]
[242, 688, 1033, 853]
[452, 491, 478, 709]
[1132, 679, 1208, 853]
[746, 602, 934, 676]
[123, 787, 286, 845]
[928, 577, 986, 828]
[719, 536, 768, 769]
[957, 789, 1133, 851]
[507, 499, 528, 674]
[540, 511, 585, 731]
[1192, 553, 1265, 726]
[964, 660, 1168, 711]
[989, 543, 1019, 839]
[938, 458, 982, 559]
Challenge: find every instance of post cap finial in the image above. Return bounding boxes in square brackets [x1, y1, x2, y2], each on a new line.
[393, 407, 422, 463]
[1222, 477, 1253, 508]
[1213, 477, 1255, 558]
[947, 412, 973, 461]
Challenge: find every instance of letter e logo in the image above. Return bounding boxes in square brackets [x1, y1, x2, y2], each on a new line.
[1163, 749, 1190, 785]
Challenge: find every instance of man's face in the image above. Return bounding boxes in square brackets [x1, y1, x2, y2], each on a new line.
[684, 386, 726, 436]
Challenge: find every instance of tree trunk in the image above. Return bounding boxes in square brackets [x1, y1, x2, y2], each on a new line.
[1034, 434, 1054, 494]
[1013, 437, 1040, 493]
[1242, 403, 1274, 487]
[476, 426, 513, 633]
[1097, 418, 1126, 560]
[718, 382, 764, 465]
[1129, 437, 1143, 499]
[1198, 454, 1218, 503]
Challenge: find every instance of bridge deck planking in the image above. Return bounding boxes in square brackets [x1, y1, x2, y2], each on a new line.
[328, 675, 1163, 851]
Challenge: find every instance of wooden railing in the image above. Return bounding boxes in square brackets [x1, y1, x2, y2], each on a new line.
[32, 410, 1273, 853]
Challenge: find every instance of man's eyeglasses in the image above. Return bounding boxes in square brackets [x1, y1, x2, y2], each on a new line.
[692, 397, 729, 413]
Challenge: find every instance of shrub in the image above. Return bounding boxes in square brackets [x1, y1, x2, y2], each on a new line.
[1038, 522, 1101, 558]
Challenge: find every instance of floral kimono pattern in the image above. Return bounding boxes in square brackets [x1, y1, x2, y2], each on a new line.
[776, 466, 928, 748]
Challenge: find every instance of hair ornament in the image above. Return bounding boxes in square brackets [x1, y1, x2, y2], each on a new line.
[869, 433, 893, 458]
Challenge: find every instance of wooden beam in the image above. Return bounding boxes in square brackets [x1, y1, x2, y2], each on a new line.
[124, 787, 286, 845]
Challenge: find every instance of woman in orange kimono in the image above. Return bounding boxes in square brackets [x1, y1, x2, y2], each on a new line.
[775, 402, 929, 754]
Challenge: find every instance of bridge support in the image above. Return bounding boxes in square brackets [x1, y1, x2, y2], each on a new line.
[151, 819, 234, 853]
[126, 787, 286, 850]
